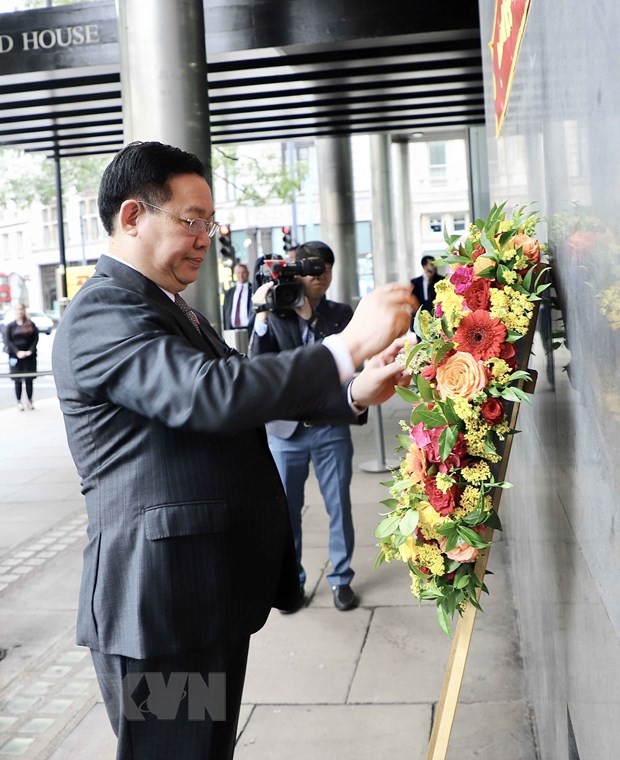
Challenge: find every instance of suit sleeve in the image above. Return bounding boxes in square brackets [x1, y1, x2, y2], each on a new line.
[60, 283, 352, 436]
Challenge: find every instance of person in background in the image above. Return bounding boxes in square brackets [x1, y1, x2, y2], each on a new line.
[4, 303, 38, 411]
[249, 241, 360, 613]
[222, 263, 253, 331]
[51, 140, 416, 760]
[410, 255, 443, 319]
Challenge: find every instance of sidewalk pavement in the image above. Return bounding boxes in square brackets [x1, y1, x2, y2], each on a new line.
[0, 395, 537, 759]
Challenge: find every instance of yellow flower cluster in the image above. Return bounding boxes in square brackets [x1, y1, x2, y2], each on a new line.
[435, 472, 455, 493]
[451, 485, 492, 520]
[433, 279, 464, 329]
[452, 395, 475, 420]
[490, 286, 534, 335]
[498, 246, 517, 262]
[598, 283, 620, 330]
[399, 537, 445, 577]
[464, 417, 501, 462]
[485, 358, 511, 384]
[461, 461, 492, 483]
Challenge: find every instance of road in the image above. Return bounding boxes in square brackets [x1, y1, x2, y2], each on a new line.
[0, 329, 57, 411]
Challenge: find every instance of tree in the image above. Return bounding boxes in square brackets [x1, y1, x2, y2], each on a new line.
[212, 146, 307, 206]
[0, 149, 111, 209]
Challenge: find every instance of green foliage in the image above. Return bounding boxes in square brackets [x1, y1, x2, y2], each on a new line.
[0, 149, 111, 209]
[212, 146, 308, 206]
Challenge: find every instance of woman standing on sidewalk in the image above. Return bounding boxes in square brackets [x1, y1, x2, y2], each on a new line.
[4, 303, 39, 411]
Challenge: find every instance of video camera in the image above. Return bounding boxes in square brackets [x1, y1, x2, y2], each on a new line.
[254, 255, 326, 312]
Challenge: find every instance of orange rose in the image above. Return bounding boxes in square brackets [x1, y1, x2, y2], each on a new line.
[512, 233, 541, 264]
[473, 256, 495, 276]
[435, 351, 488, 400]
[439, 537, 480, 563]
[403, 444, 427, 483]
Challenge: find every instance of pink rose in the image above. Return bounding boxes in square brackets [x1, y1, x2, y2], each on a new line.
[421, 364, 437, 382]
[449, 265, 475, 295]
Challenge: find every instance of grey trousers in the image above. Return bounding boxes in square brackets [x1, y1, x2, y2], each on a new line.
[91, 637, 250, 760]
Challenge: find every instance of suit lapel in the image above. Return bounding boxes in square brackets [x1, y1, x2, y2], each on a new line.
[95, 255, 228, 358]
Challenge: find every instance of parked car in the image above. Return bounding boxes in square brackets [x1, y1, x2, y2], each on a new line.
[1, 309, 55, 335]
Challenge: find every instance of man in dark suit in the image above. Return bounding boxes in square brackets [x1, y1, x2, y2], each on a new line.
[222, 263, 252, 331]
[51, 141, 415, 759]
[249, 241, 360, 613]
[410, 255, 443, 317]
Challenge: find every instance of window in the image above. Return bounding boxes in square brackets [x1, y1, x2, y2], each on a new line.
[429, 217, 442, 233]
[453, 216, 466, 232]
[79, 197, 104, 242]
[428, 142, 447, 179]
[16, 231, 24, 258]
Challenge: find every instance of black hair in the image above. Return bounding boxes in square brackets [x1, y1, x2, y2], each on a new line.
[97, 141, 206, 235]
[421, 255, 436, 267]
[295, 240, 335, 267]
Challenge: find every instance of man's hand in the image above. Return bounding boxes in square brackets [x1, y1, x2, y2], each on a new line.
[251, 282, 274, 322]
[339, 284, 416, 366]
[349, 339, 411, 407]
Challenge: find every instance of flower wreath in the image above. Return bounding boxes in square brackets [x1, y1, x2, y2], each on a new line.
[376, 203, 549, 635]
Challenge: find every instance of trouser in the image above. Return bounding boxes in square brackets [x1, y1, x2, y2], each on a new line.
[91, 636, 250, 760]
[268, 423, 354, 587]
[13, 378, 33, 401]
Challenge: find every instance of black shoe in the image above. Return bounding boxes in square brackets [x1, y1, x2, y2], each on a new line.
[280, 586, 305, 615]
[332, 584, 357, 611]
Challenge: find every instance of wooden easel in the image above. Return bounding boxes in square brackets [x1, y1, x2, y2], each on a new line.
[426, 369, 538, 760]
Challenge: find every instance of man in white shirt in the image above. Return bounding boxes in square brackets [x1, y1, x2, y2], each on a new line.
[222, 263, 252, 330]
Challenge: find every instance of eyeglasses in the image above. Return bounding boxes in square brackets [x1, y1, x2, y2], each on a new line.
[141, 202, 220, 238]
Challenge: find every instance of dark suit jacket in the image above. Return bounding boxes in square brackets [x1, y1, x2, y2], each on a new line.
[52, 255, 356, 659]
[411, 272, 444, 314]
[222, 282, 253, 330]
[249, 298, 363, 439]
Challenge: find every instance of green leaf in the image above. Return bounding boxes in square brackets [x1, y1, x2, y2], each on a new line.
[444, 531, 459, 552]
[374, 514, 401, 539]
[436, 522, 457, 537]
[433, 339, 455, 365]
[457, 525, 491, 548]
[439, 424, 459, 462]
[395, 433, 412, 450]
[416, 374, 435, 402]
[379, 498, 398, 510]
[373, 550, 387, 570]
[505, 329, 523, 343]
[440, 316, 454, 338]
[497, 263, 512, 285]
[437, 602, 453, 637]
[501, 386, 529, 403]
[453, 566, 471, 589]
[399, 509, 419, 537]
[475, 265, 497, 280]
[395, 385, 421, 404]
[484, 433, 498, 458]
[484, 509, 503, 530]
[507, 370, 532, 383]
[411, 404, 445, 429]
[441, 397, 460, 425]
[480, 228, 497, 257]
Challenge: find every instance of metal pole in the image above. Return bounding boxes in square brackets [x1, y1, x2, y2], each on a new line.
[359, 405, 398, 473]
[52, 148, 68, 302]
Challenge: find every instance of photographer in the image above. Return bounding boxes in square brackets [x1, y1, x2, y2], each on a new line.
[249, 241, 360, 612]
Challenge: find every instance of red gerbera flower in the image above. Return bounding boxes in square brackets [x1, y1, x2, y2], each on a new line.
[453, 309, 507, 360]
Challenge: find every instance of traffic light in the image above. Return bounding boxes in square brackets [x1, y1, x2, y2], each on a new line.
[219, 224, 233, 258]
[282, 225, 293, 253]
